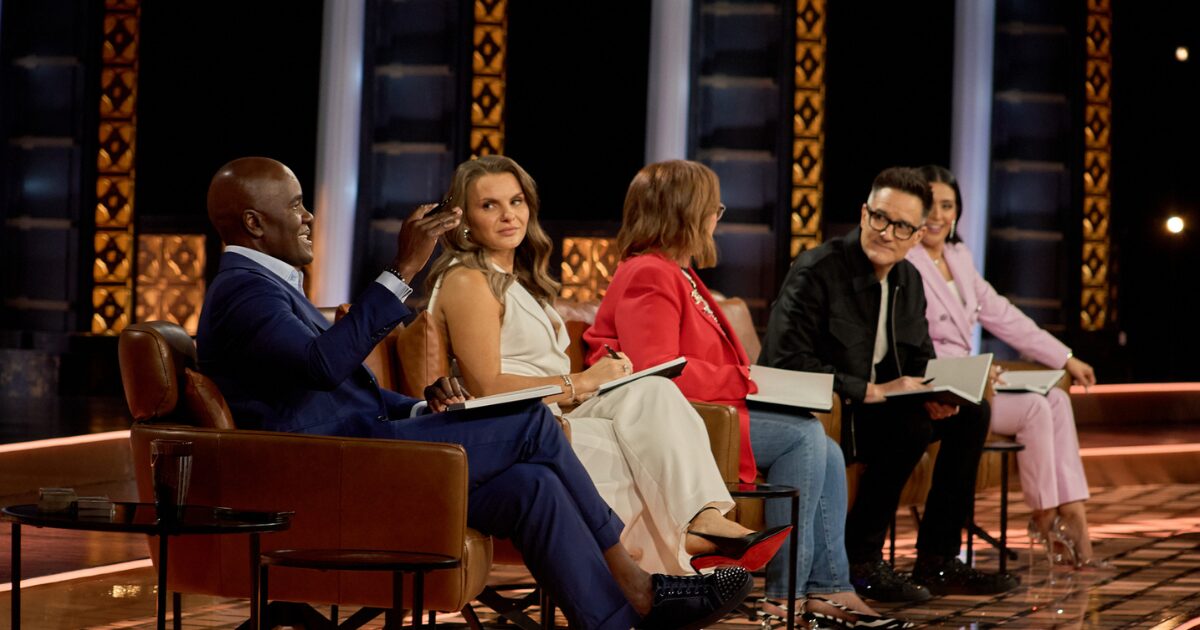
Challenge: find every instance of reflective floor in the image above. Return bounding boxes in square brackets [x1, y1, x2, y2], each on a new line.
[4, 483, 1200, 628]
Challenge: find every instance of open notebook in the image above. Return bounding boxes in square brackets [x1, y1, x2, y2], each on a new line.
[597, 357, 688, 395]
[994, 369, 1066, 395]
[886, 353, 994, 407]
[446, 384, 561, 411]
[746, 365, 834, 413]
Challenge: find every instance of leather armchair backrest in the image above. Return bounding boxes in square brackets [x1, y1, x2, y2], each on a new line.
[715, 297, 761, 364]
[128, 423, 484, 611]
[119, 321, 199, 422]
[118, 321, 236, 429]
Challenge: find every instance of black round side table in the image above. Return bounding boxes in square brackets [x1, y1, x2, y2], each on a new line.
[259, 549, 460, 629]
[3, 502, 291, 630]
[727, 482, 800, 630]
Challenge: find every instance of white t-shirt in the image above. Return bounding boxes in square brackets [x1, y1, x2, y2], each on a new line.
[870, 277, 889, 383]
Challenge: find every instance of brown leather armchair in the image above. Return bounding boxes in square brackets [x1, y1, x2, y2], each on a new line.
[118, 322, 491, 623]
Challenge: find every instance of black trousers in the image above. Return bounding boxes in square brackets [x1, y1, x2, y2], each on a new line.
[844, 399, 991, 563]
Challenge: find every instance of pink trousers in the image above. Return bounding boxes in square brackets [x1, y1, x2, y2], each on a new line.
[990, 388, 1090, 511]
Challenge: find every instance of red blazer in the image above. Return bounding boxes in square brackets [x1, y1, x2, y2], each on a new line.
[584, 252, 758, 482]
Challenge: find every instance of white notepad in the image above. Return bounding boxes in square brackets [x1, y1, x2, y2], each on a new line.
[994, 369, 1066, 395]
[886, 353, 994, 406]
[746, 365, 834, 413]
[597, 357, 688, 395]
[447, 384, 561, 411]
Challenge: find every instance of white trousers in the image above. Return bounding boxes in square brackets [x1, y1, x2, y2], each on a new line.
[566, 376, 734, 574]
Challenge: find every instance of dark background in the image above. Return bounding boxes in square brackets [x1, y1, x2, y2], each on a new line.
[124, 0, 1197, 382]
[136, 0, 324, 245]
[1111, 1, 1200, 381]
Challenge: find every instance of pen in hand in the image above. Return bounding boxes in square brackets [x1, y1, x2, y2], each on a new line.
[921, 377, 935, 385]
[603, 343, 622, 360]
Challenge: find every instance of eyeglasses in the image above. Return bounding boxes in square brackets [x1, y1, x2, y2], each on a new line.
[865, 208, 921, 240]
[716, 204, 726, 221]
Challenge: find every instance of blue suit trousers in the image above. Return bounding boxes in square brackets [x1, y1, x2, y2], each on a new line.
[368, 401, 641, 630]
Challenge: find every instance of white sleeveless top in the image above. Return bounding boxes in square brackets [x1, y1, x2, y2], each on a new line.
[429, 261, 571, 379]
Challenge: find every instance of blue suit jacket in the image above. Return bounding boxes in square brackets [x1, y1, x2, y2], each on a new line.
[196, 252, 420, 435]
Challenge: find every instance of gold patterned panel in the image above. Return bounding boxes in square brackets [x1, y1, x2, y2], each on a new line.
[793, 91, 823, 136]
[472, 77, 505, 127]
[791, 0, 826, 259]
[1084, 104, 1110, 148]
[94, 232, 133, 283]
[136, 234, 206, 334]
[560, 237, 618, 301]
[92, 286, 132, 335]
[101, 14, 139, 64]
[96, 176, 134, 228]
[474, 0, 506, 23]
[473, 25, 506, 75]
[93, 1, 139, 335]
[471, 0, 507, 158]
[98, 122, 135, 173]
[99, 68, 137, 118]
[1082, 0, 1112, 331]
[1082, 197, 1110, 240]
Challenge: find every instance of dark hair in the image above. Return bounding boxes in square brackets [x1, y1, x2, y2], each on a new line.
[869, 167, 933, 217]
[918, 164, 963, 243]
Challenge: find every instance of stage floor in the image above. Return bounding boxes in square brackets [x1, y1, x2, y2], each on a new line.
[3, 483, 1200, 629]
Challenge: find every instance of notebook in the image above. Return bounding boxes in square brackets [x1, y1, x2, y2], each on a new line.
[746, 365, 834, 413]
[446, 384, 561, 411]
[994, 369, 1066, 395]
[597, 357, 688, 395]
[885, 353, 994, 407]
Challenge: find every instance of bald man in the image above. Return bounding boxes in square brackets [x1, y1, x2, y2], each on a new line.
[195, 157, 751, 630]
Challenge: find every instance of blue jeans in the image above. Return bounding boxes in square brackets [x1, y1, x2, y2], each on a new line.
[749, 408, 852, 598]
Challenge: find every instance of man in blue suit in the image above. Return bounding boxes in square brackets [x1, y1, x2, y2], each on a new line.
[195, 157, 750, 630]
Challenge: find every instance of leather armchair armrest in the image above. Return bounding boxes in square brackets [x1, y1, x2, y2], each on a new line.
[689, 401, 740, 484]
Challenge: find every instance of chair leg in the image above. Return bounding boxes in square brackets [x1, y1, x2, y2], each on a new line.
[461, 605, 485, 630]
[888, 512, 896, 566]
[540, 588, 556, 630]
[476, 586, 542, 630]
[173, 592, 182, 630]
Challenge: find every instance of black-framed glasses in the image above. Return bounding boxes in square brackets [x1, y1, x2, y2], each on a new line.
[716, 204, 727, 221]
[865, 208, 921, 240]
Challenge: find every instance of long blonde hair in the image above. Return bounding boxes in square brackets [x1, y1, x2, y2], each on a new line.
[427, 155, 560, 306]
[617, 160, 720, 268]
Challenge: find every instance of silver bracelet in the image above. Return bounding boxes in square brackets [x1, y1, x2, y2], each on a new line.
[560, 374, 576, 402]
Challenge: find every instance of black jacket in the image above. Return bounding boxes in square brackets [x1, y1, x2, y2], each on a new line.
[759, 227, 935, 457]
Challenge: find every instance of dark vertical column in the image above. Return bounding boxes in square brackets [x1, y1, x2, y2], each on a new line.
[354, 0, 472, 296]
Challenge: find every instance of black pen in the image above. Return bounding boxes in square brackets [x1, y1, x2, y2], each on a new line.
[603, 343, 621, 360]
[921, 377, 935, 385]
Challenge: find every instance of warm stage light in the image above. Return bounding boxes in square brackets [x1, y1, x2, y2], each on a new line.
[1177, 46, 1190, 62]
[1167, 216, 1185, 234]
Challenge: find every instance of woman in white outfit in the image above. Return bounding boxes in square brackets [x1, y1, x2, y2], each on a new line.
[425, 155, 789, 575]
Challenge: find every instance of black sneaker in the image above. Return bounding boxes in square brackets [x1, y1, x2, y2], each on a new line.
[849, 559, 932, 603]
[911, 555, 1020, 596]
[637, 566, 754, 630]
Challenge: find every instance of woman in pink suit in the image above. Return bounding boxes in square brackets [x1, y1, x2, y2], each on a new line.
[907, 165, 1105, 568]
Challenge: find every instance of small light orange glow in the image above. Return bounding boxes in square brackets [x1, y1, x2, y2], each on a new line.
[1167, 216, 1185, 233]
[1177, 46, 1190, 62]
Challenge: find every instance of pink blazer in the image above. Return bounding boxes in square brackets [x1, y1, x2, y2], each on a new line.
[906, 243, 1070, 368]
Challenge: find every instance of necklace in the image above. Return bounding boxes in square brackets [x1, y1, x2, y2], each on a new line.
[932, 257, 942, 266]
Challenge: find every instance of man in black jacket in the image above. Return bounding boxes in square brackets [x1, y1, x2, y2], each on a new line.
[760, 167, 1017, 601]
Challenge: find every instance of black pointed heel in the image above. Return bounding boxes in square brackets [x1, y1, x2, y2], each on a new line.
[687, 524, 792, 572]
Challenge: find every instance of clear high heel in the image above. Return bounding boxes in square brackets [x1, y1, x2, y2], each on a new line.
[1027, 517, 1077, 566]
[1053, 517, 1114, 571]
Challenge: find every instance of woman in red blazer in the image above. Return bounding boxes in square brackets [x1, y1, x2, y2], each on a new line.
[586, 161, 908, 629]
